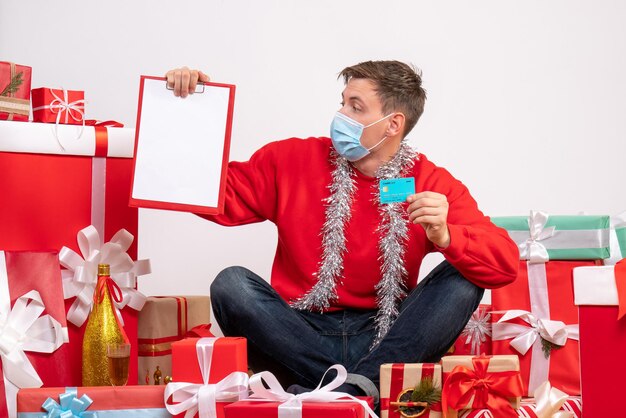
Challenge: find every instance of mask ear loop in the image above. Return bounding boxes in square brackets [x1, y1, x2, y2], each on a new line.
[364, 113, 395, 152]
[364, 112, 394, 128]
[366, 135, 388, 152]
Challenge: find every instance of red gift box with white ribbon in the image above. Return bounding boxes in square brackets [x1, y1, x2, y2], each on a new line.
[31, 87, 85, 125]
[491, 260, 599, 396]
[224, 365, 376, 418]
[0, 120, 144, 386]
[0, 251, 69, 418]
[166, 337, 249, 418]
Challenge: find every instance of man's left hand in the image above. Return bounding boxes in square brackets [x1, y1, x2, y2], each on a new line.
[407, 191, 450, 248]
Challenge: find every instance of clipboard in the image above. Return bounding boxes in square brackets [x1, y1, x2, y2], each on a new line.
[130, 75, 235, 215]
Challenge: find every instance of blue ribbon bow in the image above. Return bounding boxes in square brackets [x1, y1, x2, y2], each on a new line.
[41, 388, 97, 418]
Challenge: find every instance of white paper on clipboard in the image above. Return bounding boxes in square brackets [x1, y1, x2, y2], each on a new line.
[130, 76, 235, 214]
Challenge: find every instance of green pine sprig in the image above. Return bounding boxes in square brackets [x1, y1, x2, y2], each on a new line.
[541, 337, 563, 359]
[408, 377, 442, 406]
[1, 71, 24, 97]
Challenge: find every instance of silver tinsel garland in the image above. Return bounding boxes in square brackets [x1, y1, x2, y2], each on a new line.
[291, 149, 356, 310]
[291, 142, 417, 349]
[371, 142, 416, 347]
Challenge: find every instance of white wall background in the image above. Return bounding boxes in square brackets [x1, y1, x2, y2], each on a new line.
[2, 1, 625, 316]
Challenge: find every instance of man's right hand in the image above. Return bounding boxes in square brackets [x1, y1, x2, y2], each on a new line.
[165, 67, 210, 98]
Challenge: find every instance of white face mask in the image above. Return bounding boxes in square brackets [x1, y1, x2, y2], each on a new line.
[330, 112, 393, 161]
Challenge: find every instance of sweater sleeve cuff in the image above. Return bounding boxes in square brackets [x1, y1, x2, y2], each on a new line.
[435, 224, 468, 263]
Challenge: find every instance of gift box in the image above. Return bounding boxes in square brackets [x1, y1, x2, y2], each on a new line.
[605, 211, 626, 265]
[573, 262, 626, 418]
[0, 119, 140, 386]
[31, 87, 85, 125]
[0, 251, 69, 418]
[459, 381, 582, 418]
[138, 296, 211, 384]
[450, 305, 492, 356]
[380, 363, 442, 418]
[492, 211, 610, 261]
[224, 398, 375, 418]
[0, 61, 31, 122]
[17, 386, 172, 417]
[441, 355, 523, 418]
[172, 337, 247, 383]
[224, 365, 376, 418]
[491, 260, 598, 396]
[166, 337, 249, 418]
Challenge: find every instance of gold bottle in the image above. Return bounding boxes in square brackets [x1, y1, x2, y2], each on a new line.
[82, 263, 129, 385]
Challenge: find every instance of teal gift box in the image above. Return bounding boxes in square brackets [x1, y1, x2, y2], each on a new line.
[605, 212, 626, 265]
[492, 211, 610, 262]
[616, 226, 626, 258]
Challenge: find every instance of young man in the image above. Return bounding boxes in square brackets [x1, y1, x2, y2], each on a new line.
[166, 61, 518, 402]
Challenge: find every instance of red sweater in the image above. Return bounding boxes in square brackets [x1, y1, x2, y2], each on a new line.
[199, 137, 519, 310]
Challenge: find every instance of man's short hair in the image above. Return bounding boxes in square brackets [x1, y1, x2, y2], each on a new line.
[339, 60, 427, 137]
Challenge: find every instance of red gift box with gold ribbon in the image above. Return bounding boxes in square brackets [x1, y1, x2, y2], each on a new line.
[0, 120, 141, 387]
[0, 62, 31, 122]
[138, 296, 212, 385]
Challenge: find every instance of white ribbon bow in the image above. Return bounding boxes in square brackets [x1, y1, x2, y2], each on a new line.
[164, 338, 250, 418]
[492, 310, 578, 356]
[32, 88, 87, 150]
[460, 307, 492, 356]
[521, 210, 556, 263]
[59, 225, 151, 327]
[248, 365, 379, 418]
[531, 381, 574, 418]
[0, 290, 66, 388]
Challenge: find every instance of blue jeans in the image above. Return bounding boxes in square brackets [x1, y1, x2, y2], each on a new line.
[210, 260, 484, 389]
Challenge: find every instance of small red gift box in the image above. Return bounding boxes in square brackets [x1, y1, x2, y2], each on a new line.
[31, 87, 85, 125]
[451, 304, 492, 356]
[166, 337, 249, 418]
[172, 337, 247, 383]
[0, 120, 140, 386]
[380, 363, 442, 418]
[491, 260, 599, 396]
[17, 386, 170, 417]
[0, 251, 70, 418]
[0, 62, 31, 122]
[574, 262, 626, 418]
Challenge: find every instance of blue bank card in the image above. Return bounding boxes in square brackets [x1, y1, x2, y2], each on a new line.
[380, 177, 415, 204]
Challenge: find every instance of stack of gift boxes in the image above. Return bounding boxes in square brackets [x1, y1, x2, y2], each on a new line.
[3, 59, 626, 418]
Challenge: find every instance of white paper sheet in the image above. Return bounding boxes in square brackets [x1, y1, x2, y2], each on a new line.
[132, 77, 233, 211]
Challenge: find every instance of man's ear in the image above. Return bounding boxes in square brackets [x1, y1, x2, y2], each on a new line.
[387, 113, 405, 137]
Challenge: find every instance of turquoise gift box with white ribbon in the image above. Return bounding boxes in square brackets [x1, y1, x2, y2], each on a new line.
[491, 211, 610, 262]
[605, 211, 626, 265]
